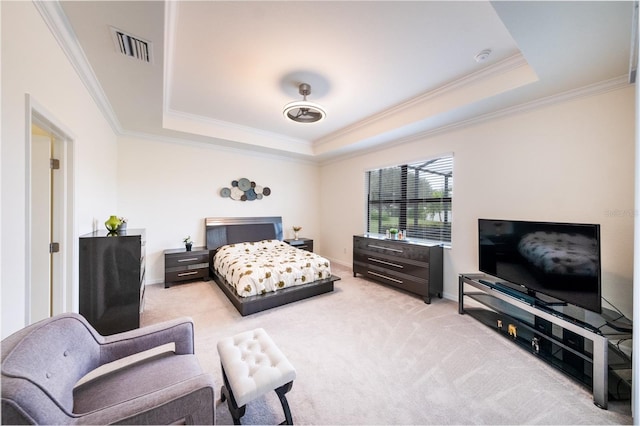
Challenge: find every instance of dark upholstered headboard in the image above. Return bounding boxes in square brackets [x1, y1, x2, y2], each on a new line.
[205, 216, 284, 251]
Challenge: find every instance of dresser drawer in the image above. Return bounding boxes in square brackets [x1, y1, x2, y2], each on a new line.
[354, 236, 430, 262]
[353, 251, 429, 280]
[354, 260, 427, 296]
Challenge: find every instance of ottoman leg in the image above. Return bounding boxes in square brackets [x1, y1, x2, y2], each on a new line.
[220, 366, 246, 425]
[275, 381, 294, 425]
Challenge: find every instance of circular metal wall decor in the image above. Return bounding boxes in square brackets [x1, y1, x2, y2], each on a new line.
[220, 178, 271, 201]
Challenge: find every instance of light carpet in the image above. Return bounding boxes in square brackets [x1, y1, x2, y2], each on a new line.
[141, 263, 632, 425]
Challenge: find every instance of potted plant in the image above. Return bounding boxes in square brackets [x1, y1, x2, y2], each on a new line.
[117, 217, 128, 232]
[388, 228, 398, 239]
[183, 236, 193, 251]
[293, 226, 302, 240]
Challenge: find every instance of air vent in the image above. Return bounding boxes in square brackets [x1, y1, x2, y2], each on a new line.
[110, 27, 152, 63]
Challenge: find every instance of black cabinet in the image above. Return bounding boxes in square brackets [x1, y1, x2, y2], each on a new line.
[353, 234, 443, 303]
[164, 247, 209, 288]
[79, 229, 145, 335]
[283, 238, 313, 252]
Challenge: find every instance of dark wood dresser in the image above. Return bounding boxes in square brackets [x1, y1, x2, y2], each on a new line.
[353, 234, 443, 303]
[79, 229, 145, 335]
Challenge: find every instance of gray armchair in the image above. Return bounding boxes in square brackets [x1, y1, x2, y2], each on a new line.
[1, 313, 215, 425]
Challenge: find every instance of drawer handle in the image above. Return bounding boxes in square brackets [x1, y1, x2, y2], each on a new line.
[178, 258, 199, 262]
[368, 257, 403, 268]
[367, 244, 403, 253]
[177, 271, 199, 277]
[368, 271, 403, 284]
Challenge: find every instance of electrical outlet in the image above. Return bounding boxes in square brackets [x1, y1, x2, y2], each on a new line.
[343, 247, 347, 254]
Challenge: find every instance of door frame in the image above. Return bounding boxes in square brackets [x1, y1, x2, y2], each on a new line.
[25, 94, 77, 324]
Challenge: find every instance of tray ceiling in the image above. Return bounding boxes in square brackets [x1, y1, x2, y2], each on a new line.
[52, 1, 634, 162]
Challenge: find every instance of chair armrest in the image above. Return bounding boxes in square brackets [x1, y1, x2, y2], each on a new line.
[98, 317, 195, 364]
[74, 373, 216, 425]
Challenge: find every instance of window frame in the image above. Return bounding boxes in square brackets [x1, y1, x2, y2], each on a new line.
[366, 155, 453, 245]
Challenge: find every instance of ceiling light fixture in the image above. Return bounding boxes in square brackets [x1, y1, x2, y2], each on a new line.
[283, 83, 326, 123]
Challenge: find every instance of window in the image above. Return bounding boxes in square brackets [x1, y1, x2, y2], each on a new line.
[366, 155, 453, 244]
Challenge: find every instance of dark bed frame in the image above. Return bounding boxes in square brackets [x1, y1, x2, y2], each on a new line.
[205, 216, 340, 316]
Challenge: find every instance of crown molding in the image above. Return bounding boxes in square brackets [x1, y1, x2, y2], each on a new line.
[318, 75, 631, 167]
[33, 0, 123, 135]
[407, 74, 631, 144]
[163, 108, 313, 154]
[313, 53, 532, 148]
[118, 127, 318, 166]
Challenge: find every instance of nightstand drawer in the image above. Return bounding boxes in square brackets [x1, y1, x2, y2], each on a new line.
[165, 251, 208, 268]
[165, 265, 209, 283]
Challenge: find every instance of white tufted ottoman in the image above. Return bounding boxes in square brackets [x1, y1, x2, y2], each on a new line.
[217, 328, 297, 425]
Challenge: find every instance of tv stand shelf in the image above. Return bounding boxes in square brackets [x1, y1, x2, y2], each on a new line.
[459, 273, 612, 409]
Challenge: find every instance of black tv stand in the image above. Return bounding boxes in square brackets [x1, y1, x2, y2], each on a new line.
[459, 273, 611, 409]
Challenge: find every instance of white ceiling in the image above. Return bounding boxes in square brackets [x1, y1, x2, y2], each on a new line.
[54, 1, 634, 162]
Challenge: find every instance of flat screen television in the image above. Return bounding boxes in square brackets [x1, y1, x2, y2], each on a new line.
[478, 219, 602, 313]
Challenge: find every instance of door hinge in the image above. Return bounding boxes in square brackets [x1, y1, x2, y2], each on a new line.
[49, 242, 60, 253]
[50, 158, 60, 170]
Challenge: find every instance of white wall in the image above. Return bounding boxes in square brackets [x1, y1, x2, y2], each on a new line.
[1, 1, 634, 339]
[320, 86, 635, 317]
[117, 136, 321, 284]
[1, 1, 119, 338]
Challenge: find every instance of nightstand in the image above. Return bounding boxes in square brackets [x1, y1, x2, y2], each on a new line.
[284, 238, 314, 252]
[164, 246, 209, 288]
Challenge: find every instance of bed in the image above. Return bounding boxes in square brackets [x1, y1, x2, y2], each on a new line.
[205, 216, 340, 316]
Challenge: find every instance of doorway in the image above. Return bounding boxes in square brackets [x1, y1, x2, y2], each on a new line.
[26, 95, 75, 325]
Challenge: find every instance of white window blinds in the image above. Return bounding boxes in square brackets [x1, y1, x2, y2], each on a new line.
[366, 154, 453, 244]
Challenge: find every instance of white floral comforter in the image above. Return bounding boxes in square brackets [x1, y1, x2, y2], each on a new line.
[213, 239, 332, 297]
[517, 231, 598, 276]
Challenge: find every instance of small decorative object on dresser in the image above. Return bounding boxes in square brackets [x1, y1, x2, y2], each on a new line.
[118, 217, 128, 232]
[104, 215, 122, 233]
[183, 236, 193, 251]
[292, 226, 302, 240]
